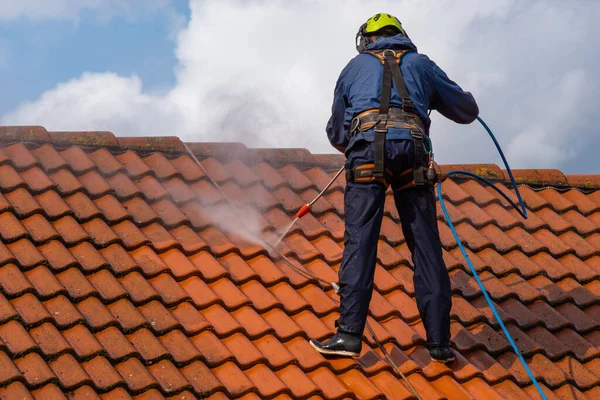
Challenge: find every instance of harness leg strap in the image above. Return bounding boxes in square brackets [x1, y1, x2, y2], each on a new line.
[373, 131, 386, 179]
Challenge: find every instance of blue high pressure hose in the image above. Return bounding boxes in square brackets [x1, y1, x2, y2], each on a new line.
[437, 116, 548, 399]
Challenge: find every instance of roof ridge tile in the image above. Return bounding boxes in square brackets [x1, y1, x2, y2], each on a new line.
[0, 126, 51, 145]
[49, 131, 119, 149]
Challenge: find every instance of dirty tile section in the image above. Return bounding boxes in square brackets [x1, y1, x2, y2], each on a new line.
[0, 126, 599, 399]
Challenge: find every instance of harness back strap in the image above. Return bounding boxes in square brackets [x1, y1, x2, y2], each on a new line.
[373, 52, 393, 179]
[382, 51, 425, 186]
[370, 49, 410, 179]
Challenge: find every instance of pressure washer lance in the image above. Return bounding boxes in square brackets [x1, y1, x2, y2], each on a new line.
[296, 164, 346, 219]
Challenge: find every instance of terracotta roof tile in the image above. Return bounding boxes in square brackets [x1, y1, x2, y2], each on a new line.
[70, 242, 109, 273]
[0, 264, 29, 297]
[200, 304, 243, 337]
[0, 194, 11, 216]
[0, 351, 23, 386]
[2, 382, 33, 399]
[0, 293, 18, 324]
[307, 367, 354, 399]
[48, 353, 92, 389]
[0, 212, 28, 242]
[126, 328, 169, 363]
[44, 295, 85, 328]
[79, 171, 112, 198]
[62, 324, 104, 359]
[76, 297, 118, 331]
[556, 329, 600, 361]
[57, 267, 98, 301]
[159, 329, 201, 365]
[5, 188, 41, 218]
[22, 168, 56, 194]
[95, 326, 137, 362]
[0, 165, 25, 192]
[3, 144, 38, 170]
[138, 300, 180, 334]
[115, 357, 158, 393]
[81, 356, 124, 391]
[148, 359, 191, 394]
[100, 245, 139, 276]
[1, 133, 600, 398]
[11, 293, 52, 326]
[198, 226, 241, 256]
[221, 332, 266, 368]
[559, 254, 598, 283]
[14, 352, 57, 388]
[170, 303, 210, 335]
[115, 151, 151, 178]
[32, 145, 67, 172]
[107, 298, 150, 332]
[179, 361, 222, 396]
[112, 220, 150, 249]
[88, 269, 127, 303]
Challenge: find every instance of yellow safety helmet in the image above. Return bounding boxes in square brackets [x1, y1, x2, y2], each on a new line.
[356, 13, 407, 53]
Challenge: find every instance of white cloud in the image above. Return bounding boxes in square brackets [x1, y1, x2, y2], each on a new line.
[2, 0, 599, 172]
[5, 73, 179, 134]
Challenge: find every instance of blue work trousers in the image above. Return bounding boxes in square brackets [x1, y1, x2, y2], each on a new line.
[336, 139, 452, 347]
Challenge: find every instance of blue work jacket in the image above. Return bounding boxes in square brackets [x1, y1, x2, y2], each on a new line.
[326, 34, 479, 154]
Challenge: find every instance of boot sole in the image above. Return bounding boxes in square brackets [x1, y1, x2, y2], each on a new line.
[309, 340, 359, 357]
[431, 355, 456, 364]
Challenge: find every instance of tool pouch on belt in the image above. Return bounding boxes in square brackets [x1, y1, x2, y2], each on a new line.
[347, 48, 438, 190]
[345, 163, 390, 189]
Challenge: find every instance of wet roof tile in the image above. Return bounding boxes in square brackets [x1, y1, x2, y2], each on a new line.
[0, 130, 599, 398]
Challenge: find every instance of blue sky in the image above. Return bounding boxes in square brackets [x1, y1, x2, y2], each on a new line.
[0, 2, 189, 114]
[0, 1, 599, 173]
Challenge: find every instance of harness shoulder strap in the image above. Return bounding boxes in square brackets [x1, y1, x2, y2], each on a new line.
[364, 49, 414, 113]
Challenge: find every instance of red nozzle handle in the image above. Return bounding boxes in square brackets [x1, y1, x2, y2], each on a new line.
[296, 204, 311, 218]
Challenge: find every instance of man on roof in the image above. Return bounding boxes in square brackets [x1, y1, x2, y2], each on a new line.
[310, 13, 479, 363]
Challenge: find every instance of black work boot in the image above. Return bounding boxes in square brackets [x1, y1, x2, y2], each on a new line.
[309, 332, 362, 357]
[429, 345, 455, 363]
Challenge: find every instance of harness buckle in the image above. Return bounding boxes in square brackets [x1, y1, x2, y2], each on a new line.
[374, 114, 389, 133]
[402, 100, 415, 114]
[350, 116, 360, 138]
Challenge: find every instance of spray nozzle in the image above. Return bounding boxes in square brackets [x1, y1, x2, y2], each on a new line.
[296, 204, 311, 218]
[331, 282, 340, 293]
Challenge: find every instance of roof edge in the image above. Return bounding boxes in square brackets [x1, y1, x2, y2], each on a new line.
[0, 126, 597, 190]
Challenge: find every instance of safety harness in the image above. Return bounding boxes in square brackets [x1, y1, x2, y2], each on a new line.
[346, 48, 438, 191]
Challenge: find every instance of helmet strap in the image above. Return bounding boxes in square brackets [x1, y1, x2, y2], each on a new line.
[355, 23, 371, 53]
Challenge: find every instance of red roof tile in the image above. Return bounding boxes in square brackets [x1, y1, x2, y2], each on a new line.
[0, 126, 599, 398]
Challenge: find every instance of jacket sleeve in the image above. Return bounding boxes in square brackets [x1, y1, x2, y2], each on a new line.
[431, 63, 479, 124]
[326, 73, 349, 153]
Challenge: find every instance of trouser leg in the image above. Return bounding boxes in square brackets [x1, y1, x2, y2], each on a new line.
[336, 179, 386, 335]
[394, 186, 452, 346]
